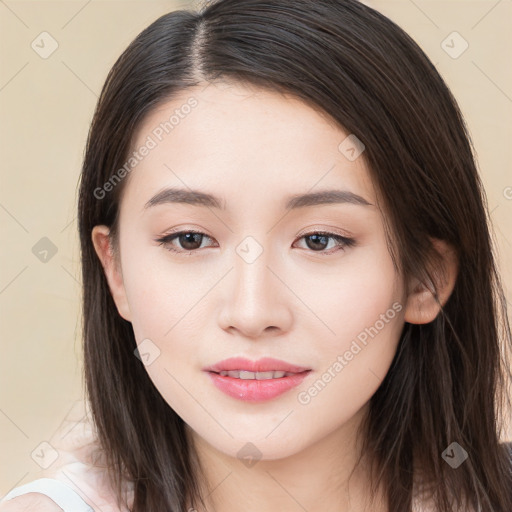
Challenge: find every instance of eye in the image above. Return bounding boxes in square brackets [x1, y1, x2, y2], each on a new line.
[294, 231, 356, 255]
[155, 230, 216, 254]
[155, 230, 355, 256]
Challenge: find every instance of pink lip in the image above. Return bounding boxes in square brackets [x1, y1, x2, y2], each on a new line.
[203, 357, 311, 374]
[203, 357, 312, 402]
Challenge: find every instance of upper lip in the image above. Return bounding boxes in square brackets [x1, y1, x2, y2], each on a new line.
[203, 357, 311, 374]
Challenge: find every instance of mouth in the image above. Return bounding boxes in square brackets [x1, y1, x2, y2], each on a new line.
[203, 357, 312, 402]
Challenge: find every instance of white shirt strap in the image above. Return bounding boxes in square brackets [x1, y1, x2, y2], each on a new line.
[0, 478, 94, 511]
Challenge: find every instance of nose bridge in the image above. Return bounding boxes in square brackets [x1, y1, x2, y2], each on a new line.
[219, 232, 292, 336]
[232, 233, 276, 304]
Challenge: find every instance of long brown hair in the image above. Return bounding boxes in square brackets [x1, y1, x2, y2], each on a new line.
[77, 0, 512, 510]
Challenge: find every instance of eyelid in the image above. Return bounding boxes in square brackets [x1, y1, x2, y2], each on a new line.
[295, 225, 354, 240]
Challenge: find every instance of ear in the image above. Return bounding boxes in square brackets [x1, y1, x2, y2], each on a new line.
[91, 225, 131, 322]
[403, 238, 458, 325]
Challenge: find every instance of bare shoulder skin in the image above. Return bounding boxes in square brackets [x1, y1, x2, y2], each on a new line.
[0, 399, 133, 512]
[0, 492, 64, 511]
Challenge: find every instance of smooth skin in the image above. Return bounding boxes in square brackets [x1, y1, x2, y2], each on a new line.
[1, 80, 457, 512]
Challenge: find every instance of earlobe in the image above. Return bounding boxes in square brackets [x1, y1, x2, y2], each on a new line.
[403, 238, 458, 325]
[91, 225, 132, 322]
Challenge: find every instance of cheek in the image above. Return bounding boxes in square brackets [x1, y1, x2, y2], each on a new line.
[295, 265, 404, 434]
[120, 248, 209, 420]
[120, 243, 212, 340]
[297, 312, 403, 425]
[290, 239, 401, 345]
[291, 242, 404, 411]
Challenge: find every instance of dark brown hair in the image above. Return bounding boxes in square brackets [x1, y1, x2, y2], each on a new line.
[77, 0, 512, 510]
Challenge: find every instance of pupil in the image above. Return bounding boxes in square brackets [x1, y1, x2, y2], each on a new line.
[307, 234, 328, 251]
[180, 233, 202, 250]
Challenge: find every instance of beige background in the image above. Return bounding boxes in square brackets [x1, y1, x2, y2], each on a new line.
[1, 0, 511, 495]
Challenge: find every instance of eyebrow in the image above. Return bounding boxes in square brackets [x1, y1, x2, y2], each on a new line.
[143, 187, 373, 211]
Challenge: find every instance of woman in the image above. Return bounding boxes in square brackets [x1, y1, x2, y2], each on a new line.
[2, 0, 511, 510]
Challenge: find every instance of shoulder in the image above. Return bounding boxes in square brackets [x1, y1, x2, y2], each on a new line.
[0, 492, 63, 511]
[0, 475, 98, 511]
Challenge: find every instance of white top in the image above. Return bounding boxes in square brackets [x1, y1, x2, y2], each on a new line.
[0, 478, 94, 511]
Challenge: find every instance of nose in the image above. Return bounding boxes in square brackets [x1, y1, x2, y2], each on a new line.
[217, 244, 293, 339]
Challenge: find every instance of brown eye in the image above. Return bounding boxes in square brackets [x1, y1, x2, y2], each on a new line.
[175, 232, 204, 250]
[156, 230, 214, 254]
[305, 233, 330, 251]
[295, 232, 356, 254]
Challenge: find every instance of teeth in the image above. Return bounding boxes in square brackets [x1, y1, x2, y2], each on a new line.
[218, 370, 294, 379]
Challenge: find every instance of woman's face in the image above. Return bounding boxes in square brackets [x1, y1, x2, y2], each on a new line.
[93, 80, 408, 461]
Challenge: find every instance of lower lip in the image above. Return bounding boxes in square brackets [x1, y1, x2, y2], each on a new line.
[205, 371, 311, 402]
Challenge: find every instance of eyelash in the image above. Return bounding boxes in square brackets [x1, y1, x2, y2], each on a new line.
[155, 229, 356, 256]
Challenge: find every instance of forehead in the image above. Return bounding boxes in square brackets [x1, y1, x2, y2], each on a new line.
[121, 80, 376, 214]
